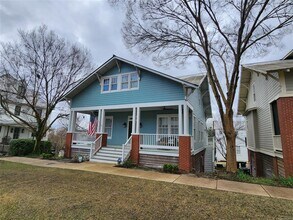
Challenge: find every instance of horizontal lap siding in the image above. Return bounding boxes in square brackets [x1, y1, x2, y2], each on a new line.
[139, 154, 178, 168]
[71, 148, 90, 158]
[261, 153, 274, 178]
[277, 158, 285, 177]
[71, 63, 185, 108]
[246, 72, 281, 153]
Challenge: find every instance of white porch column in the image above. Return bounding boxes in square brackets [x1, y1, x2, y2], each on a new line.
[97, 109, 102, 133]
[132, 107, 136, 134]
[70, 111, 77, 132]
[183, 103, 189, 135]
[178, 105, 183, 135]
[100, 109, 105, 133]
[136, 107, 140, 133]
[67, 111, 73, 132]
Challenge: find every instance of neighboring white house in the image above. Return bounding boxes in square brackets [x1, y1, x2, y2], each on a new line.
[0, 74, 48, 149]
[209, 117, 248, 165]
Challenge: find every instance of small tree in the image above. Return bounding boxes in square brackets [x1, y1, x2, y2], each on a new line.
[111, 0, 293, 172]
[0, 25, 91, 152]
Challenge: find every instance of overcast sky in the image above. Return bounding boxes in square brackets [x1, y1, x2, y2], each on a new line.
[1, 0, 292, 124]
[1, 0, 292, 76]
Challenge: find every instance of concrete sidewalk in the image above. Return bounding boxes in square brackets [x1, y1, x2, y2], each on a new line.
[1, 157, 293, 200]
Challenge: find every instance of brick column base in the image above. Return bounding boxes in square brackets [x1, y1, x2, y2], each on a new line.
[96, 133, 108, 147]
[65, 133, 72, 158]
[179, 136, 191, 173]
[277, 97, 293, 177]
[130, 134, 140, 165]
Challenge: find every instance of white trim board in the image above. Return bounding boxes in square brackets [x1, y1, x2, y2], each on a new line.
[71, 100, 186, 111]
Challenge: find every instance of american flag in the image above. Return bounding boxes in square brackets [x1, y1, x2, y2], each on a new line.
[88, 114, 98, 136]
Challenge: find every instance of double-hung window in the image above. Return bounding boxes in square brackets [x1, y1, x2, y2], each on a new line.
[102, 76, 118, 92]
[101, 72, 139, 93]
[157, 115, 178, 134]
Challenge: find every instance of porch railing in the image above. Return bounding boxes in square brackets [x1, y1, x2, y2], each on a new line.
[140, 133, 179, 150]
[90, 135, 103, 158]
[72, 132, 96, 144]
[273, 135, 282, 152]
[122, 136, 132, 163]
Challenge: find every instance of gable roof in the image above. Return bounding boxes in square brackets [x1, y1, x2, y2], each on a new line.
[64, 55, 198, 99]
[180, 74, 212, 118]
[238, 50, 293, 115]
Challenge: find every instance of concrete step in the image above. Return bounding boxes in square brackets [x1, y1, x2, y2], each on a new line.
[92, 155, 119, 161]
[89, 158, 116, 164]
[96, 152, 122, 157]
[99, 149, 122, 154]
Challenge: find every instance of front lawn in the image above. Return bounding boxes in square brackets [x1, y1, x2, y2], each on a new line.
[0, 161, 292, 219]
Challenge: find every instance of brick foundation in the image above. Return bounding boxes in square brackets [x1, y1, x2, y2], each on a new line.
[179, 136, 191, 173]
[277, 97, 293, 177]
[130, 134, 140, 165]
[65, 133, 72, 158]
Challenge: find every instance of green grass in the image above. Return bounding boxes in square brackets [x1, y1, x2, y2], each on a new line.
[214, 170, 293, 188]
[0, 161, 293, 219]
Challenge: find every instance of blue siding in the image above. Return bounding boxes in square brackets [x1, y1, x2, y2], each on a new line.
[71, 62, 184, 108]
[106, 109, 178, 146]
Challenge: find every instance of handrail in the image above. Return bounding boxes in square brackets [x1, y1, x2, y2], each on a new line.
[90, 135, 103, 158]
[122, 136, 132, 163]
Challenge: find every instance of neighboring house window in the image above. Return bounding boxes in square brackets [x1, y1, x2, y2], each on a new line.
[14, 105, 21, 116]
[17, 84, 26, 98]
[0, 126, 2, 132]
[252, 83, 256, 102]
[236, 146, 241, 154]
[271, 101, 280, 135]
[13, 127, 20, 139]
[157, 115, 178, 134]
[101, 72, 139, 93]
[105, 116, 113, 139]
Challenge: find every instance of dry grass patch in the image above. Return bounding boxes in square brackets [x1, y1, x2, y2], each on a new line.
[0, 161, 293, 219]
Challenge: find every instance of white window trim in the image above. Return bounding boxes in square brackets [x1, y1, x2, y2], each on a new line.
[101, 71, 139, 94]
[156, 114, 179, 135]
[105, 116, 113, 139]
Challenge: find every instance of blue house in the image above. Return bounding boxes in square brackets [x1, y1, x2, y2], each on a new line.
[64, 55, 212, 173]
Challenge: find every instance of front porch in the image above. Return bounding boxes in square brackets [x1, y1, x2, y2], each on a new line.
[66, 101, 194, 172]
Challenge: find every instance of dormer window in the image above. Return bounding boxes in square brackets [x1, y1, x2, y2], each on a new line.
[101, 72, 139, 93]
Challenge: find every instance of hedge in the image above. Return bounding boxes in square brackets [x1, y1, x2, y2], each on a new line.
[9, 139, 52, 156]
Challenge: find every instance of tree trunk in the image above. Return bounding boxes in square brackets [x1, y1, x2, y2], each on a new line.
[33, 134, 42, 153]
[223, 113, 238, 173]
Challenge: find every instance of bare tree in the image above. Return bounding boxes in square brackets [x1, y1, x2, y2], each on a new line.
[0, 25, 91, 152]
[214, 119, 246, 161]
[110, 0, 293, 172]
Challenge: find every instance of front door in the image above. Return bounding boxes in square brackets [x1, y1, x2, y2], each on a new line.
[127, 117, 132, 139]
[13, 127, 20, 139]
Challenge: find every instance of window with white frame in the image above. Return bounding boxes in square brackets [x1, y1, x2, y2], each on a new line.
[157, 115, 178, 134]
[102, 76, 118, 92]
[101, 72, 139, 93]
[105, 116, 113, 139]
[236, 146, 241, 154]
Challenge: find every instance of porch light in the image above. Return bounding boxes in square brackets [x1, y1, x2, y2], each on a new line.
[122, 122, 127, 128]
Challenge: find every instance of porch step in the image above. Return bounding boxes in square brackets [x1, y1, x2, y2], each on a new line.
[90, 146, 122, 164]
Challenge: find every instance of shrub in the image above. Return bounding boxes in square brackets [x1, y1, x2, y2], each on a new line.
[163, 164, 179, 174]
[9, 139, 35, 156]
[120, 159, 135, 168]
[41, 153, 54, 159]
[9, 139, 52, 156]
[279, 177, 293, 188]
